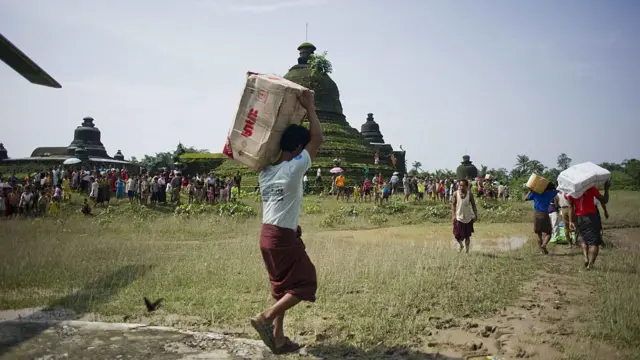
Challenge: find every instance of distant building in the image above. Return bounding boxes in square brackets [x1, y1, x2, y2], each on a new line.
[1, 117, 132, 169]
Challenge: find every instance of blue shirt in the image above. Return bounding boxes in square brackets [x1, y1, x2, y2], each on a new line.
[527, 190, 558, 213]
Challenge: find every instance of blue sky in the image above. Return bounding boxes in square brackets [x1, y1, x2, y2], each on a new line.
[1, 0, 639, 171]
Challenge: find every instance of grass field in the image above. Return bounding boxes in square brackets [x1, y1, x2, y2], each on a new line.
[1, 191, 639, 359]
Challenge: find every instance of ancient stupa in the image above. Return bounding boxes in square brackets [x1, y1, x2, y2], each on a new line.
[456, 155, 479, 180]
[0, 143, 7, 161]
[0, 116, 132, 169]
[283, 42, 405, 176]
[66, 117, 109, 158]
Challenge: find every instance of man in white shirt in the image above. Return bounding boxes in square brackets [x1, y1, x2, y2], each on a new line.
[250, 90, 323, 354]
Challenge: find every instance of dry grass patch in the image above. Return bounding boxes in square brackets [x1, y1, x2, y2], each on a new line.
[0, 191, 639, 354]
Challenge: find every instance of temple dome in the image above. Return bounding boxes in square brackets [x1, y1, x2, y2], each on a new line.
[283, 43, 344, 117]
[0, 143, 7, 160]
[67, 117, 109, 158]
[360, 113, 385, 144]
[456, 155, 479, 180]
[113, 150, 125, 161]
[74, 146, 89, 163]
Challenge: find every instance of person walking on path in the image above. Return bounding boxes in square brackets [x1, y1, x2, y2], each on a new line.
[525, 183, 558, 254]
[557, 191, 575, 246]
[568, 182, 610, 269]
[250, 90, 323, 355]
[451, 179, 478, 253]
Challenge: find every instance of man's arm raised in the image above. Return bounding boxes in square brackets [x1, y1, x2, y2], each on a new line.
[299, 90, 324, 160]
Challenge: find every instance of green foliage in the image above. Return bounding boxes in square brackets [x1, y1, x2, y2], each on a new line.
[173, 202, 256, 218]
[610, 170, 640, 191]
[179, 153, 225, 159]
[303, 203, 322, 214]
[178, 153, 227, 176]
[320, 212, 346, 227]
[308, 51, 333, 75]
[557, 153, 572, 171]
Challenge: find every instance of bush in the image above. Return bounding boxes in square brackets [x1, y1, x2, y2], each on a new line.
[321, 213, 346, 227]
[178, 153, 226, 176]
[174, 202, 256, 218]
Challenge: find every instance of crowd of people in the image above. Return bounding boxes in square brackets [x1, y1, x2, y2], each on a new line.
[325, 171, 510, 204]
[0, 167, 244, 218]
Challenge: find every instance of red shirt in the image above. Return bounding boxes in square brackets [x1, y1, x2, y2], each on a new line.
[568, 187, 600, 216]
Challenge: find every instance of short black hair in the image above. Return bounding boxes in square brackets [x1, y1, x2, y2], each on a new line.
[280, 124, 310, 152]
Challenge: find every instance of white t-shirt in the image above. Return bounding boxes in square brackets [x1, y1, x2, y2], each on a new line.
[126, 178, 134, 192]
[558, 192, 570, 207]
[90, 181, 99, 197]
[259, 150, 312, 230]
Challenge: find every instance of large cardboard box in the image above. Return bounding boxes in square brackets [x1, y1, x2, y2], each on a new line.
[527, 173, 549, 194]
[557, 162, 611, 198]
[222, 72, 308, 170]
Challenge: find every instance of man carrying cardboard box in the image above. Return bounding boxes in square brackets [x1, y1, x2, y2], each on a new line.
[250, 90, 323, 354]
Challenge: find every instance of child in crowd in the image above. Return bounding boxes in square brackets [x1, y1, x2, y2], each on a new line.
[373, 183, 380, 204]
[382, 182, 391, 202]
[81, 198, 92, 216]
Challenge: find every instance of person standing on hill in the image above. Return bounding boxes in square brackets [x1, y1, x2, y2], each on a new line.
[402, 173, 410, 202]
[525, 183, 558, 254]
[452, 179, 478, 253]
[335, 173, 345, 201]
[250, 90, 323, 354]
[568, 182, 610, 269]
[234, 171, 242, 198]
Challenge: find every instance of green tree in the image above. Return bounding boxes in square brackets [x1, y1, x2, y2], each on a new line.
[623, 158, 640, 183]
[544, 168, 561, 183]
[308, 51, 333, 75]
[479, 164, 488, 179]
[556, 153, 572, 170]
[512, 154, 531, 178]
[411, 161, 422, 172]
[529, 160, 546, 174]
[488, 167, 509, 183]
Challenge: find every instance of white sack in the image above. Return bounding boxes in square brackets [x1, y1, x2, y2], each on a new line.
[557, 162, 610, 198]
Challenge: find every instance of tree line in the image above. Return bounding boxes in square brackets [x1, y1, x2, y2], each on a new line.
[409, 153, 640, 191]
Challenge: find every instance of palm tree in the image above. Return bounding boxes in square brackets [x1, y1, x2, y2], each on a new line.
[412, 161, 422, 172]
[529, 160, 546, 174]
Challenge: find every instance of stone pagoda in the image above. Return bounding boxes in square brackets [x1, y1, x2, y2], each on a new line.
[456, 155, 479, 180]
[0, 143, 7, 160]
[66, 116, 110, 158]
[283, 42, 406, 176]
